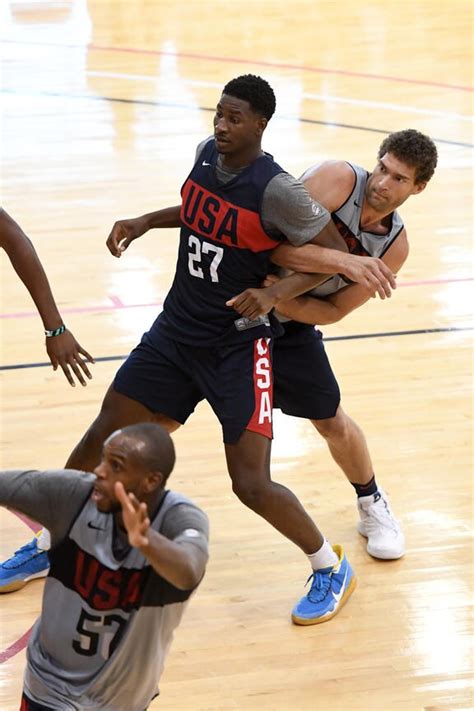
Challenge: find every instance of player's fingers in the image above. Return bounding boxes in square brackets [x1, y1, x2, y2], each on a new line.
[106, 224, 126, 257]
[48, 354, 59, 371]
[59, 363, 76, 387]
[78, 346, 95, 364]
[65, 357, 87, 386]
[74, 355, 93, 380]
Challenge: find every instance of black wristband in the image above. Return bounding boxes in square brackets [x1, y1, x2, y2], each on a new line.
[45, 325, 66, 337]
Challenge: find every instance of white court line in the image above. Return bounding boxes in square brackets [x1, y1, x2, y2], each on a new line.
[86, 71, 473, 122]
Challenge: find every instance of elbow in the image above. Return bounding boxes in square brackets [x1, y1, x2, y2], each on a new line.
[175, 568, 204, 591]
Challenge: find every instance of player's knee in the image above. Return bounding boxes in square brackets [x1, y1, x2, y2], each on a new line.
[231, 475, 268, 511]
[312, 407, 348, 440]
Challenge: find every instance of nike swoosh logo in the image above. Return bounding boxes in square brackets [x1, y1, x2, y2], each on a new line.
[202, 160, 212, 166]
[332, 570, 348, 604]
[87, 521, 106, 531]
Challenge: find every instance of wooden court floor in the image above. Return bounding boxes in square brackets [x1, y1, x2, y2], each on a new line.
[0, 1, 473, 709]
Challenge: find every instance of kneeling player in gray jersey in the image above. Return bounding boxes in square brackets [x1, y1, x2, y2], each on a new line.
[267, 129, 438, 559]
[0, 423, 209, 711]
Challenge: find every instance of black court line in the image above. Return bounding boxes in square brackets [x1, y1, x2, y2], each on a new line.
[1, 326, 471, 372]
[2, 88, 472, 149]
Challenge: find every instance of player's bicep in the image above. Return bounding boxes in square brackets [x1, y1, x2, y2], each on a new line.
[380, 229, 409, 273]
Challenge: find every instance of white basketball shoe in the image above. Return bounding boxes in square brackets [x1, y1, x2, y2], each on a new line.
[357, 489, 405, 559]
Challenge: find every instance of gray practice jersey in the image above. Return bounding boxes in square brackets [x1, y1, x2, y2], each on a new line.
[0, 469, 209, 711]
[306, 162, 404, 298]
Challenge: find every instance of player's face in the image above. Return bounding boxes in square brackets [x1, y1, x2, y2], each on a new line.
[92, 433, 147, 514]
[213, 94, 267, 165]
[366, 152, 427, 212]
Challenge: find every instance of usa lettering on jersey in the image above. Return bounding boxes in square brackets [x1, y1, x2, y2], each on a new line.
[181, 179, 278, 252]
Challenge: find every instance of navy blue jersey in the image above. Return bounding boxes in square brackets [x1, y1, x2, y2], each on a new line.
[153, 140, 286, 345]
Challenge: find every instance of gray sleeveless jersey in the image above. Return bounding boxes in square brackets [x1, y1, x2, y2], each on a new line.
[0, 469, 209, 711]
[306, 162, 404, 298]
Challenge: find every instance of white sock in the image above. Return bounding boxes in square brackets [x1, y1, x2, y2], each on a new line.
[307, 539, 338, 571]
[37, 528, 51, 551]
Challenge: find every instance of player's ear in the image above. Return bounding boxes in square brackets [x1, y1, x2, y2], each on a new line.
[144, 471, 164, 493]
[255, 116, 267, 136]
[412, 180, 427, 195]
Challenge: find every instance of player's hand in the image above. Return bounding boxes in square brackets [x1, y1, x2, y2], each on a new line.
[226, 286, 277, 319]
[115, 482, 151, 548]
[106, 216, 150, 257]
[46, 330, 94, 387]
[339, 254, 396, 299]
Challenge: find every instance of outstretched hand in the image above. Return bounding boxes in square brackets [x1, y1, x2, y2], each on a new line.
[115, 481, 151, 548]
[46, 330, 94, 387]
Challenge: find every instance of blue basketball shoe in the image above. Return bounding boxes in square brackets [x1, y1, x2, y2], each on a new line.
[0, 533, 49, 593]
[292, 544, 356, 625]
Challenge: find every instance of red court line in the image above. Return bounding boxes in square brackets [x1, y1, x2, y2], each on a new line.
[1, 39, 471, 92]
[0, 626, 34, 663]
[88, 43, 473, 93]
[0, 512, 40, 663]
[0, 277, 471, 321]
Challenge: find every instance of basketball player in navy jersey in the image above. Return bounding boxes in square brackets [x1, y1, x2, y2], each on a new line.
[1, 75, 396, 625]
[253, 129, 437, 565]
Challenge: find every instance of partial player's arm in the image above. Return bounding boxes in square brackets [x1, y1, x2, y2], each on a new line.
[227, 165, 395, 317]
[115, 483, 209, 591]
[0, 209, 94, 386]
[271, 161, 396, 296]
[271, 232, 409, 324]
[106, 206, 182, 257]
[0, 469, 93, 545]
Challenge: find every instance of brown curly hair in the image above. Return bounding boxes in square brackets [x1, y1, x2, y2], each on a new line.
[377, 129, 438, 184]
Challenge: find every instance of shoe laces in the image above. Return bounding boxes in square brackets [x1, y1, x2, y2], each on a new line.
[2, 539, 39, 569]
[305, 568, 332, 603]
[363, 498, 399, 534]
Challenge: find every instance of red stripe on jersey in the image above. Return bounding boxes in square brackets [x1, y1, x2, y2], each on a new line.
[181, 179, 278, 252]
[246, 338, 273, 439]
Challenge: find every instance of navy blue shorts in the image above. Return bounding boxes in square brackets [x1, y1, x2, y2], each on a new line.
[273, 322, 340, 420]
[114, 327, 274, 444]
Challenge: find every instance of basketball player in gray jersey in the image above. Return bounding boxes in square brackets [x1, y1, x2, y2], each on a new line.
[0, 423, 208, 711]
[260, 129, 438, 561]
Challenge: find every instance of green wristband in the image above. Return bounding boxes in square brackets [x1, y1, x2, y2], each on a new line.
[45, 325, 66, 337]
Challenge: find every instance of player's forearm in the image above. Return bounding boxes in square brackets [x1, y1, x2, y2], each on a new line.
[276, 295, 342, 325]
[265, 271, 333, 303]
[271, 243, 350, 275]
[142, 205, 182, 230]
[4, 230, 63, 330]
[139, 529, 206, 590]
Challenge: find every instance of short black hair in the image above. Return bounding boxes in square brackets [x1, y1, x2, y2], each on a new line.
[377, 129, 438, 184]
[223, 74, 276, 120]
[120, 423, 176, 482]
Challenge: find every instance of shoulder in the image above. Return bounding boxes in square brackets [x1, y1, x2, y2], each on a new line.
[300, 159, 355, 183]
[264, 172, 312, 204]
[194, 136, 214, 163]
[299, 161, 357, 212]
[163, 496, 209, 530]
[161, 498, 209, 548]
